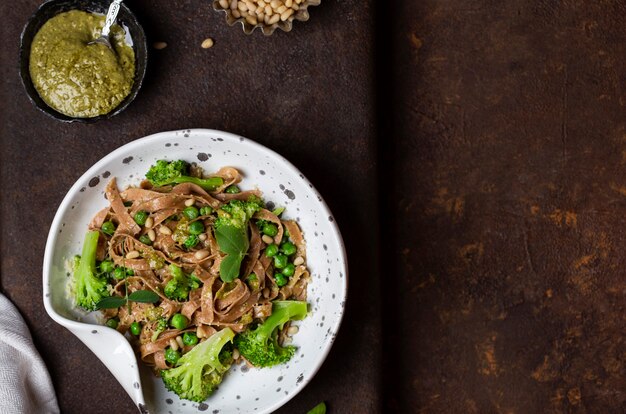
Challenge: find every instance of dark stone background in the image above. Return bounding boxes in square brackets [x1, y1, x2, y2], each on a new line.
[2, 0, 626, 413]
[381, 0, 626, 413]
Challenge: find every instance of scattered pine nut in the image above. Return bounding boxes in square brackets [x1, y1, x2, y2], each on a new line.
[126, 250, 140, 259]
[184, 198, 195, 207]
[147, 229, 156, 242]
[293, 256, 304, 266]
[176, 336, 184, 349]
[159, 226, 172, 235]
[144, 217, 154, 229]
[169, 338, 179, 351]
[194, 249, 210, 260]
[198, 233, 208, 241]
[262, 235, 274, 244]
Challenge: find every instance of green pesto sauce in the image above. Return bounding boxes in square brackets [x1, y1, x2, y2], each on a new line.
[29, 10, 135, 118]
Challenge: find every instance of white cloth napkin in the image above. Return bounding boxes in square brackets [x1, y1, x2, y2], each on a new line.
[0, 294, 60, 414]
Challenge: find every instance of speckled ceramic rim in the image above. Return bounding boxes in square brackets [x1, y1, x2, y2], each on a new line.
[43, 128, 348, 413]
[19, 0, 147, 123]
[213, 0, 321, 35]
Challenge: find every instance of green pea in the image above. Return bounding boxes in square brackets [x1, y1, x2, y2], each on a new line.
[282, 263, 295, 277]
[265, 244, 279, 257]
[126, 268, 135, 276]
[165, 348, 181, 365]
[182, 332, 199, 346]
[101, 221, 116, 236]
[100, 260, 115, 273]
[199, 206, 213, 216]
[184, 235, 199, 249]
[183, 206, 199, 220]
[170, 314, 189, 330]
[113, 267, 126, 280]
[130, 322, 141, 336]
[274, 254, 288, 269]
[281, 242, 297, 256]
[225, 185, 241, 194]
[262, 223, 278, 237]
[139, 234, 152, 245]
[274, 273, 288, 287]
[134, 211, 148, 226]
[188, 221, 205, 235]
[106, 318, 119, 329]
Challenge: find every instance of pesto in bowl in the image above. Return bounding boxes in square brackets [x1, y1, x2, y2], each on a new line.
[29, 10, 135, 118]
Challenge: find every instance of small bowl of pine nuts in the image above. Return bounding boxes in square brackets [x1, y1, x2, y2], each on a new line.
[213, 0, 320, 35]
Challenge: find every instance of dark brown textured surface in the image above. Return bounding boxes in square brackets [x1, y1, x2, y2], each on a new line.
[1, 0, 378, 413]
[383, 0, 626, 413]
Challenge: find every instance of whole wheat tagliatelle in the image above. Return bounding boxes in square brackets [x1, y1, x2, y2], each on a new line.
[78, 162, 310, 376]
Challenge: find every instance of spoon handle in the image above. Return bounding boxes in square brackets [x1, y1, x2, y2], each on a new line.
[101, 0, 123, 37]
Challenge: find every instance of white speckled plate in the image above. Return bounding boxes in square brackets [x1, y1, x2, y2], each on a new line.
[42, 129, 348, 414]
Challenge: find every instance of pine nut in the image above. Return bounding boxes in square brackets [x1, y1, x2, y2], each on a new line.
[285, 0, 292, 7]
[293, 256, 304, 266]
[230, 0, 238, 9]
[184, 198, 195, 207]
[277, 5, 287, 13]
[265, 5, 272, 15]
[169, 338, 179, 351]
[201, 38, 214, 49]
[233, 349, 240, 360]
[245, 15, 258, 25]
[198, 233, 207, 241]
[245, 0, 256, 12]
[291, 4, 299, 10]
[232, 9, 241, 17]
[194, 250, 210, 260]
[287, 326, 299, 336]
[237, 2, 247, 11]
[159, 226, 172, 235]
[263, 288, 270, 298]
[270, 0, 281, 8]
[148, 229, 156, 242]
[264, 14, 271, 24]
[126, 250, 140, 259]
[176, 336, 184, 348]
[219, 0, 229, 8]
[255, 5, 264, 14]
[144, 217, 154, 228]
[268, 13, 280, 24]
[153, 41, 167, 50]
[262, 235, 274, 244]
[196, 326, 206, 338]
[280, 8, 293, 20]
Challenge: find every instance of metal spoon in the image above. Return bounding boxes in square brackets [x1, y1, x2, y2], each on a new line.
[89, 0, 123, 50]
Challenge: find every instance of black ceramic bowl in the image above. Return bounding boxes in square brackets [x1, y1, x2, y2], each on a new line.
[19, 0, 147, 123]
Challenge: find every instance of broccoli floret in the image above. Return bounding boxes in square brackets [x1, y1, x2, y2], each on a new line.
[146, 160, 224, 191]
[234, 300, 307, 367]
[215, 197, 264, 230]
[73, 230, 110, 311]
[164, 265, 202, 301]
[161, 328, 235, 402]
[151, 317, 168, 342]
